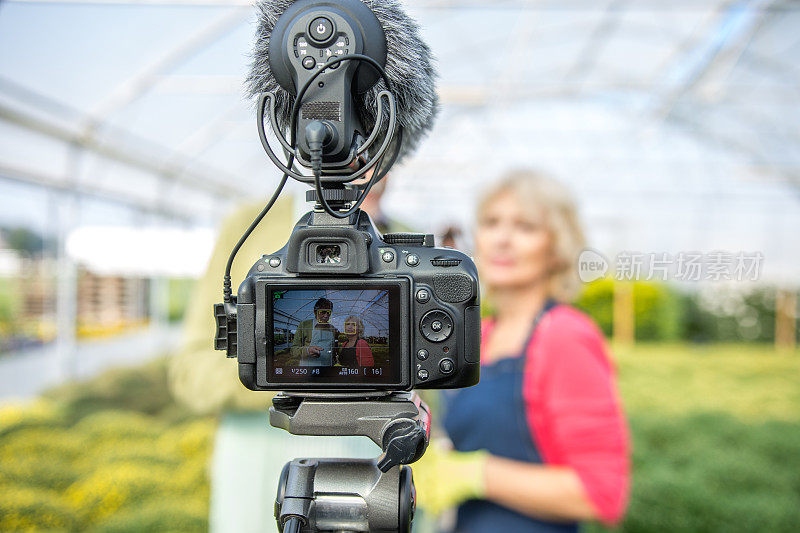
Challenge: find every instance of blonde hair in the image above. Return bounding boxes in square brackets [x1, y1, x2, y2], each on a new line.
[476, 169, 586, 302]
[344, 315, 365, 339]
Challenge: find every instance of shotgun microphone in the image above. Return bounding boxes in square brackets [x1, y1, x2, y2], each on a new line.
[246, 0, 438, 178]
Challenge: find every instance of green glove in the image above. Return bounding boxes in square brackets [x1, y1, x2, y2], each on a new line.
[412, 443, 489, 516]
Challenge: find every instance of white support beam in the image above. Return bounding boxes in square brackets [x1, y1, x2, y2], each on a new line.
[0, 162, 201, 221]
[562, 0, 626, 89]
[54, 145, 81, 382]
[0, 100, 244, 201]
[151, 74, 243, 95]
[173, 102, 245, 158]
[651, 0, 771, 119]
[86, 8, 250, 127]
[665, 112, 800, 193]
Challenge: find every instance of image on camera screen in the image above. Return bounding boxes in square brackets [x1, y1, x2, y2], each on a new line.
[269, 287, 401, 384]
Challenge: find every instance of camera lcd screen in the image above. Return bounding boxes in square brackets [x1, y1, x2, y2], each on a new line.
[267, 285, 402, 385]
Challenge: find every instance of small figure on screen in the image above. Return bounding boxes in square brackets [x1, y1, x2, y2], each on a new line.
[337, 315, 374, 367]
[291, 297, 338, 366]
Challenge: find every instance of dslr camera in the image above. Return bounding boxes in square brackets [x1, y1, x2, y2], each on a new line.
[217, 206, 480, 392]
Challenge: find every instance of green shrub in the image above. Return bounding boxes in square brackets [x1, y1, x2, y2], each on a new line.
[0, 454, 81, 492]
[0, 358, 213, 531]
[43, 358, 189, 423]
[680, 286, 799, 343]
[574, 278, 614, 336]
[73, 411, 166, 440]
[0, 399, 63, 438]
[574, 281, 797, 343]
[0, 485, 78, 531]
[575, 279, 682, 341]
[632, 282, 682, 341]
[0, 277, 23, 348]
[586, 413, 800, 533]
[0, 412, 214, 531]
[0, 427, 86, 463]
[89, 498, 207, 533]
[168, 278, 195, 323]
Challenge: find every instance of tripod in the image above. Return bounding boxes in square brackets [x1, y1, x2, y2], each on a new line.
[271, 392, 430, 532]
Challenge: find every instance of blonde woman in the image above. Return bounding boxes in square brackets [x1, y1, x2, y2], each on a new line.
[337, 315, 374, 366]
[415, 170, 630, 532]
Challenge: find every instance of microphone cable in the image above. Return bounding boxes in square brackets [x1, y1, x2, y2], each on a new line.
[287, 53, 399, 219]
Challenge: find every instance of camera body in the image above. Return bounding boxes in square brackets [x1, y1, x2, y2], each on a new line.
[219, 208, 480, 392]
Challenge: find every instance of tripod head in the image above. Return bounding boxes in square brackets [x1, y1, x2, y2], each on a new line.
[271, 392, 430, 471]
[271, 393, 430, 532]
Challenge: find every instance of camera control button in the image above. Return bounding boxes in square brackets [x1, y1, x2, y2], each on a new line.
[417, 368, 429, 381]
[439, 358, 454, 374]
[381, 250, 395, 263]
[268, 257, 281, 267]
[416, 349, 429, 361]
[301, 56, 316, 69]
[308, 16, 334, 43]
[415, 289, 430, 303]
[420, 310, 453, 342]
[406, 254, 420, 266]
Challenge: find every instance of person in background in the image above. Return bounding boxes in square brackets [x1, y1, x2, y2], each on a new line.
[437, 224, 463, 249]
[337, 314, 373, 367]
[290, 297, 338, 366]
[413, 169, 630, 532]
[169, 171, 411, 532]
[358, 176, 399, 234]
[169, 194, 295, 416]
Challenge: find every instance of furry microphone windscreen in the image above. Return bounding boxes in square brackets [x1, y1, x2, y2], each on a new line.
[246, 0, 439, 165]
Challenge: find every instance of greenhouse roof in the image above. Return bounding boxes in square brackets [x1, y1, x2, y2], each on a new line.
[1, 0, 798, 281]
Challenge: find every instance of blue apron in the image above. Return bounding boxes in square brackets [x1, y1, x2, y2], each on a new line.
[441, 301, 578, 533]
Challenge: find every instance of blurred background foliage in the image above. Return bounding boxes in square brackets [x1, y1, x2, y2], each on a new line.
[574, 279, 797, 343]
[0, 276, 195, 354]
[0, 359, 213, 532]
[1, 339, 798, 532]
[167, 279, 195, 324]
[0, 278, 22, 341]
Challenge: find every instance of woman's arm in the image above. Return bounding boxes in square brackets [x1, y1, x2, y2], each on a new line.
[356, 339, 374, 366]
[521, 307, 631, 525]
[484, 457, 597, 522]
